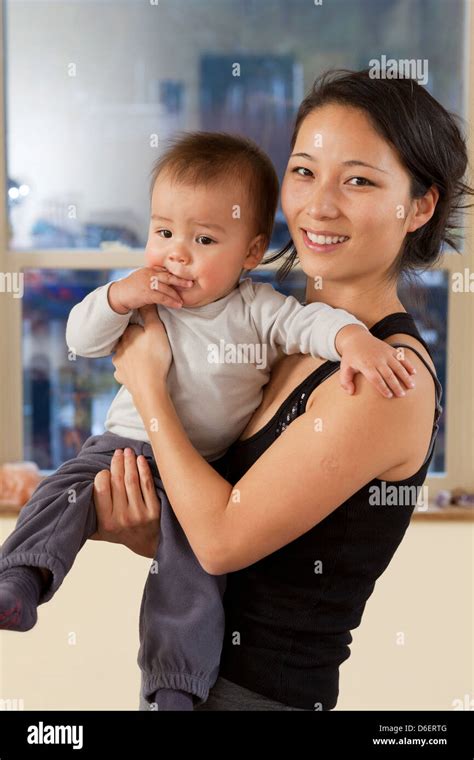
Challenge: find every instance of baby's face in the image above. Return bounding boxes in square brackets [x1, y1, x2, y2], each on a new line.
[145, 172, 262, 307]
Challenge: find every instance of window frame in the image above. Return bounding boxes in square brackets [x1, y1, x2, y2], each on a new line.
[0, 0, 473, 493]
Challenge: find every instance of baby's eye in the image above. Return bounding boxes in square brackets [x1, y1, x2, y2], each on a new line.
[196, 235, 215, 245]
[292, 166, 313, 177]
[346, 177, 375, 187]
[156, 229, 172, 238]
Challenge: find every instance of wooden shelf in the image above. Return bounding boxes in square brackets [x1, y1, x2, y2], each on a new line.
[0, 504, 23, 516]
[411, 506, 474, 521]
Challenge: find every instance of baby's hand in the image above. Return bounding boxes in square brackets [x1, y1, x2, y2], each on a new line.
[335, 325, 416, 398]
[108, 266, 194, 314]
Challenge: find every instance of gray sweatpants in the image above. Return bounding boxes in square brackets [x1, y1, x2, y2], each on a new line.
[139, 677, 312, 711]
[0, 431, 227, 706]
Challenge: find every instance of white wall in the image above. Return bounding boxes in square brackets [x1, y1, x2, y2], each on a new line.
[1, 516, 472, 710]
[0, 517, 149, 710]
[337, 519, 473, 711]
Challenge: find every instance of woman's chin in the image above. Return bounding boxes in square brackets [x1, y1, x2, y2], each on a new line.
[297, 248, 341, 278]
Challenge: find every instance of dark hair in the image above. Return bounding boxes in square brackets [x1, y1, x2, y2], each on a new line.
[265, 68, 474, 282]
[149, 131, 280, 248]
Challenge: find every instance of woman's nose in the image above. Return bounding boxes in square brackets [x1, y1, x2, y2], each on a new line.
[305, 184, 340, 220]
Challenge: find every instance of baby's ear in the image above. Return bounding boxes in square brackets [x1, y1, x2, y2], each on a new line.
[245, 233, 267, 269]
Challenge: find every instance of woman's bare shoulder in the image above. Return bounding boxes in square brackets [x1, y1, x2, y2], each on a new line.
[306, 335, 438, 481]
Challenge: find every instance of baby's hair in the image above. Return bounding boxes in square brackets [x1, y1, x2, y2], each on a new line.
[149, 131, 280, 247]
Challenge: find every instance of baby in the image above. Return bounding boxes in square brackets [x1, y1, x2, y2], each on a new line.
[0, 132, 414, 710]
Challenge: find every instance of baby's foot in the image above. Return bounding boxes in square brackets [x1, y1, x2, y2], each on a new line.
[149, 688, 194, 711]
[0, 567, 44, 631]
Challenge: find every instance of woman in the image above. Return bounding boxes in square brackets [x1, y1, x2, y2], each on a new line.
[92, 69, 471, 710]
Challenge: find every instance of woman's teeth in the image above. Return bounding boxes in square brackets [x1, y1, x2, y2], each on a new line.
[306, 232, 349, 245]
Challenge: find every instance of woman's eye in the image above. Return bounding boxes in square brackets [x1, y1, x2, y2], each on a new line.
[156, 229, 172, 238]
[292, 166, 313, 177]
[347, 177, 375, 187]
[196, 235, 215, 245]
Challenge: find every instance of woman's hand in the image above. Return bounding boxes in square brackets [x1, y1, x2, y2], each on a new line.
[112, 305, 172, 395]
[90, 448, 161, 559]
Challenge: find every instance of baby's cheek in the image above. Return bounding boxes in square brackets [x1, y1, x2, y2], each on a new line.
[202, 267, 229, 293]
[144, 245, 162, 269]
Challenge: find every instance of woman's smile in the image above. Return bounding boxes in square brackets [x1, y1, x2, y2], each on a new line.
[301, 228, 351, 253]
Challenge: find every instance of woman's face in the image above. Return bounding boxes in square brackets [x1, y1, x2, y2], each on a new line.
[281, 103, 420, 285]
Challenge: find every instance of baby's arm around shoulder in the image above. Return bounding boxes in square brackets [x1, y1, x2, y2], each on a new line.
[247, 280, 366, 364]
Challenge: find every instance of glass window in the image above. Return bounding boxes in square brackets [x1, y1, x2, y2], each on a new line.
[23, 270, 120, 470]
[6, 0, 467, 250]
[7, 0, 464, 479]
[398, 270, 448, 474]
[23, 267, 447, 474]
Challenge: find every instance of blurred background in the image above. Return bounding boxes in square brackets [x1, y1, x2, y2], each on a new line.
[0, 0, 472, 711]
[6, 0, 464, 472]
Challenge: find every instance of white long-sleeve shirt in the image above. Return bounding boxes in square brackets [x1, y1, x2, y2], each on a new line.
[66, 277, 366, 461]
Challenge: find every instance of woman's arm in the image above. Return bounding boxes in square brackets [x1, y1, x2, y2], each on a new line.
[131, 376, 434, 575]
[113, 308, 435, 575]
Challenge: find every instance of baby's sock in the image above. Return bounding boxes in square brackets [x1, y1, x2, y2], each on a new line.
[149, 688, 194, 711]
[0, 566, 44, 631]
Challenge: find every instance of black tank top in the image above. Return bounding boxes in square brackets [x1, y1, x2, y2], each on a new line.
[218, 312, 443, 710]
